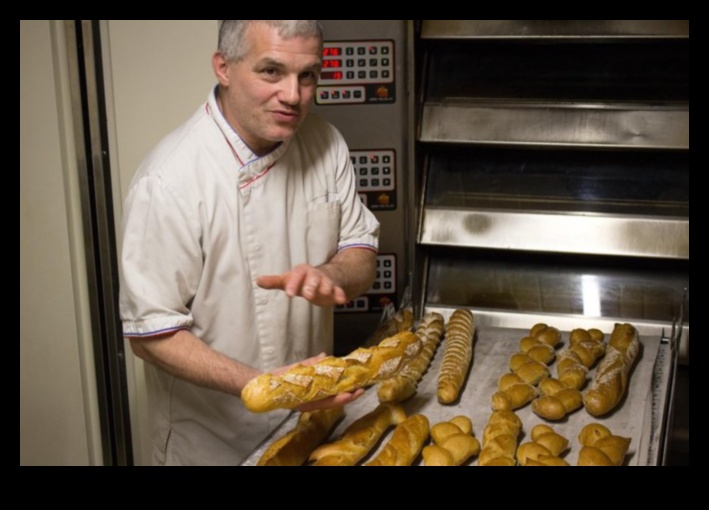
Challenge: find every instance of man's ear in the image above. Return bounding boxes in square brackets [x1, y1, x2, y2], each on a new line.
[212, 52, 230, 87]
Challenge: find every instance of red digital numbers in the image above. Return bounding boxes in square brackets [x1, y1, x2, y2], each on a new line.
[323, 47, 342, 57]
[323, 59, 342, 69]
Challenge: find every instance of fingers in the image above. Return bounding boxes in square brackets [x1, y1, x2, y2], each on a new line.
[295, 388, 365, 413]
[257, 265, 347, 307]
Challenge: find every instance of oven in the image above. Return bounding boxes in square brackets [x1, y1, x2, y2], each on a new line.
[410, 20, 689, 464]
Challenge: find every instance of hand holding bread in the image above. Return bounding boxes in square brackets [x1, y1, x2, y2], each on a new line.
[241, 331, 421, 413]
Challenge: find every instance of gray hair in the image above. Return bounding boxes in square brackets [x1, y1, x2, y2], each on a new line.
[218, 20, 323, 62]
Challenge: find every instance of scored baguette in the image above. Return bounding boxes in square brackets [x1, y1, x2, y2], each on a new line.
[437, 309, 475, 404]
[256, 407, 344, 466]
[583, 323, 641, 417]
[241, 331, 421, 413]
[378, 312, 444, 403]
[308, 403, 407, 466]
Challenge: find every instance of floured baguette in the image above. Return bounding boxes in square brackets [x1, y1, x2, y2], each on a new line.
[308, 403, 407, 466]
[364, 414, 430, 466]
[256, 407, 344, 466]
[378, 312, 444, 403]
[583, 323, 640, 417]
[437, 309, 475, 404]
[241, 331, 421, 413]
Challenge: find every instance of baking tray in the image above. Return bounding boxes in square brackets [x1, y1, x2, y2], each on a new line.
[241, 324, 665, 466]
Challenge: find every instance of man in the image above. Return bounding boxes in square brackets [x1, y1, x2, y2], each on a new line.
[119, 20, 379, 466]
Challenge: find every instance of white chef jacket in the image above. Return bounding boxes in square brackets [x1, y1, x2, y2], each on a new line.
[119, 88, 380, 466]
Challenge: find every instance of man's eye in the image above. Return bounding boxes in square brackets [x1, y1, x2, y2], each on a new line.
[262, 68, 278, 76]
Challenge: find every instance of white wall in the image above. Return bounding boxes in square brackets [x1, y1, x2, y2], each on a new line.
[101, 20, 219, 466]
[20, 20, 103, 466]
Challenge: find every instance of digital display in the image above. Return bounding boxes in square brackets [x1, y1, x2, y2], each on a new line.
[321, 71, 343, 80]
[323, 47, 342, 57]
[323, 59, 342, 68]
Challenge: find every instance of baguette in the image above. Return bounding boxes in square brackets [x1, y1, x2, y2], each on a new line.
[241, 331, 421, 413]
[378, 312, 444, 403]
[364, 414, 430, 466]
[308, 403, 407, 466]
[583, 323, 641, 417]
[256, 407, 344, 466]
[364, 306, 414, 347]
[437, 309, 475, 404]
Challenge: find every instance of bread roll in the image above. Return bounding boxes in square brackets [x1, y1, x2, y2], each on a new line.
[532, 328, 606, 421]
[308, 403, 406, 466]
[378, 312, 444, 403]
[256, 407, 343, 466]
[437, 309, 475, 404]
[478, 410, 522, 466]
[425, 415, 480, 466]
[365, 414, 430, 466]
[577, 423, 631, 466]
[583, 323, 640, 417]
[241, 331, 421, 413]
[516, 424, 569, 466]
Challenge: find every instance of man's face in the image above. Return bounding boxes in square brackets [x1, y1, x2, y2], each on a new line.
[215, 22, 322, 156]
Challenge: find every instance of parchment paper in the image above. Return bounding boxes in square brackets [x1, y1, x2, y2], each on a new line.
[242, 325, 661, 466]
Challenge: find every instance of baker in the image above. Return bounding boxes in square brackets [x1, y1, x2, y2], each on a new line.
[119, 20, 380, 466]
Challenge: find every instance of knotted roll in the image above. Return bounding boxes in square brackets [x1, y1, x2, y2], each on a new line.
[577, 423, 631, 466]
[241, 331, 421, 413]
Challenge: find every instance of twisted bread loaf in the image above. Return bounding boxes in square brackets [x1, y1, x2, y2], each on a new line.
[437, 309, 475, 404]
[256, 407, 344, 466]
[532, 328, 606, 421]
[241, 331, 421, 413]
[491, 373, 537, 412]
[509, 324, 560, 385]
[577, 423, 631, 466]
[308, 403, 407, 466]
[516, 424, 569, 466]
[583, 323, 640, 417]
[378, 312, 444, 403]
[478, 410, 522, 466]
[365, 414, 430, 466]
[423, 415, 481, 466]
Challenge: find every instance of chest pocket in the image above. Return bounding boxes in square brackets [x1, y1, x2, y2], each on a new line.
[306, 201, 340, 266]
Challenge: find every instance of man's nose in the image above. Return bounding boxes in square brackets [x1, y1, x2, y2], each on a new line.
[279, 74, 301, 105]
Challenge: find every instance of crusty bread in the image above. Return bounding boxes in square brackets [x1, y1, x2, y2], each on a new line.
[478, 410, 522, 466]
[364, 414, 430, 466]
[532, 328, 606, 421]
[516, 424, 569, 466]
[583, 323, 640, 417]
[308, 403, 406, 466]
[241, 331, 421, 413]
[437, 309, 475, 404]
[577, 422, 631, 466]
[378, 312, 444, 403]
[424, 415, 480, 466]
[256, 407, 344, 466]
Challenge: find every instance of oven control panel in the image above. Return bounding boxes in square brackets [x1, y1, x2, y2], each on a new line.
[336, 253, 397, 313]
[317, 40, 395, 105]
[351, 149, 397, 211]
